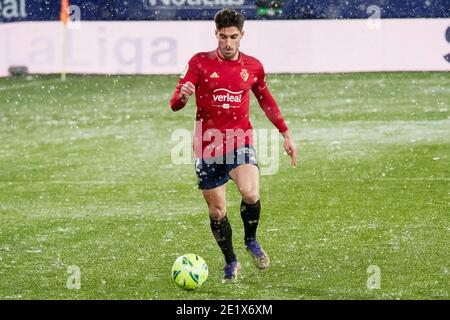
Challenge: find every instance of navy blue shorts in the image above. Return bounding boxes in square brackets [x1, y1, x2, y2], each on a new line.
[195, 145, 258, 190]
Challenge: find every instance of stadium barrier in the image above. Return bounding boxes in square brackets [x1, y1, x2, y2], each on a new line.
[1, 19, 449, 76]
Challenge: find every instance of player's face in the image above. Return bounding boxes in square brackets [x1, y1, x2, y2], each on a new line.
[215, 27, 244, 60]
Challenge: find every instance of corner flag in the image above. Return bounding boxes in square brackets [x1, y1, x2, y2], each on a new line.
[60, 0, 69, 80]
[60, 0, 70, 25]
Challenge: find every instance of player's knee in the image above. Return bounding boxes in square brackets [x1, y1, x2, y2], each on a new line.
[240, 187, 259, 204]
[209, 205, 227, 220]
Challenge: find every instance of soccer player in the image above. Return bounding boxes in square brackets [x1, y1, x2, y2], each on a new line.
[169, 8, 297, 283]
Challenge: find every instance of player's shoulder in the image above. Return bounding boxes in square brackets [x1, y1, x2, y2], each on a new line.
[189, 50, 217, 63]
[240, 52, 264, 68]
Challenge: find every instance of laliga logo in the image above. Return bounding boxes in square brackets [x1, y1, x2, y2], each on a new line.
[212, 88, 242, 109]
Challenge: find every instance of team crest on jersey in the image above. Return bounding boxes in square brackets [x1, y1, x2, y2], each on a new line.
[240, 69, 249, 82]
[210, 72, 220, 79]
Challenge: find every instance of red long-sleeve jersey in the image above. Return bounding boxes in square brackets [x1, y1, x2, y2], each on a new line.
[170, 49, 288, 158]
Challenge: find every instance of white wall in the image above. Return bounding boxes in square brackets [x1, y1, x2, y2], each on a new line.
[1, 19, 449, 76]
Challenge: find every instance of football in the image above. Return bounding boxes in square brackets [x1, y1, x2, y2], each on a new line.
[171, 254, 209, 290]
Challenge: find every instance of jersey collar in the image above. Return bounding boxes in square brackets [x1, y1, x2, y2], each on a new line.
[215, 48, 242, 63]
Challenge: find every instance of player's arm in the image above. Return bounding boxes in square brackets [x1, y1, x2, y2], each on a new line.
[169, 57, 199, 111]
[281, 130, 297, 167]
[252, 64, 297, 167]
[170, 81, 195, 111]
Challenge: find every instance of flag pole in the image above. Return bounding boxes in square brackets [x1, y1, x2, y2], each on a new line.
[61, 23, 67, 81]
[60, 0, 69, 81]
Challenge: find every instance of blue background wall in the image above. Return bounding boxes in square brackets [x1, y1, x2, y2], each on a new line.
[0, 0, 449, 23]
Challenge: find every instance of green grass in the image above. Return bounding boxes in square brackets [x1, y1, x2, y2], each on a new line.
[0, 72, 449, 299]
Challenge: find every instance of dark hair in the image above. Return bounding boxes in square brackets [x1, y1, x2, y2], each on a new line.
[214, 8, 244, 32]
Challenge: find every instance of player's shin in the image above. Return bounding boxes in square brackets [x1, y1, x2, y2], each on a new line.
[210, 216, 237, 264]
[240, 200, 261, 243]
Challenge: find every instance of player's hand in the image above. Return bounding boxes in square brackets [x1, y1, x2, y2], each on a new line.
[282, 132, 297, 168]
[180, 81, 195, 100]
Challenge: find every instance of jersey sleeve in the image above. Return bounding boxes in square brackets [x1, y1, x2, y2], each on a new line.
[169, 55, 200, 111]
[251, 62, 289, 133]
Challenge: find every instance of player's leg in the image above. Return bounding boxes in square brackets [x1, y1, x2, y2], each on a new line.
[202, 185, 240, 282]
[228, 163, 259, 204]
[202, 184, 227, 220]
[229, 164, 260, 242]
[229, 164, 270, 270]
